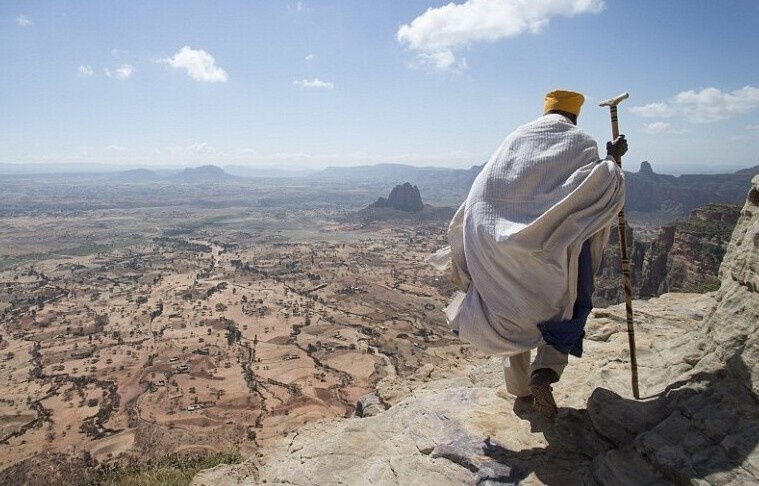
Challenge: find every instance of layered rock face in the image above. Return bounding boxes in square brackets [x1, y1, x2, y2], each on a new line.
[595, 203, 740, 306]
[371, 182, 424, 212]
[193, 176, 759, 485]
[584, 174, 759, 485]
[701, 175, 759, 396]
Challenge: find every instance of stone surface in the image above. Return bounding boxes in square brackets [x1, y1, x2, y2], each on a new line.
[705, 175, 759, 396]
[585, 175, 759, 485]
[195, 175, 759, 485]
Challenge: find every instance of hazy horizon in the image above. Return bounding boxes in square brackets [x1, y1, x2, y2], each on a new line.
[0, 159, 756, 178]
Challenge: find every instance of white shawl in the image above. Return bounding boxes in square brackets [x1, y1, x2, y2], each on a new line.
[439, 114, 625, 355]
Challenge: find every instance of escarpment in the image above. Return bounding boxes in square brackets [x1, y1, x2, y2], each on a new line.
[193, 175, 759, 485]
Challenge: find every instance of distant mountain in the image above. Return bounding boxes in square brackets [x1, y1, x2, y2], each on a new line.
[224, 165, 316, 178]
[315, 161, 757, 216]
[624, 161, 757, 217]
[733, 165, 759, 176]
[171, 165, 234, 182]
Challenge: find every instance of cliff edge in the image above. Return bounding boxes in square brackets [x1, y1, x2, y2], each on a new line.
[194, 175, 759, 485]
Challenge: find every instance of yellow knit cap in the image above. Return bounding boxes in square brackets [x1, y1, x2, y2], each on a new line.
[544, 90, 585, 116]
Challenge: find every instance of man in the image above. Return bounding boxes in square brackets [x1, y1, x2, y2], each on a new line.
[442, 89, 627, 419]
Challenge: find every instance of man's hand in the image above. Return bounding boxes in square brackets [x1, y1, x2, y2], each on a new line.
[606, 135, 628, 161]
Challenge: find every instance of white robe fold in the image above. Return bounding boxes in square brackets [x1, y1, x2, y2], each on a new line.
[442, 114, 625, 356]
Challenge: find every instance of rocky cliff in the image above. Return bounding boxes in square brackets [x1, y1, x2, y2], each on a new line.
[193, 175, 759, 485]
[370, 182, 425, 212]
[595, 203, 741, 307]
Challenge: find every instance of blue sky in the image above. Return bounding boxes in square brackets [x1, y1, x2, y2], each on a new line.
[2, 0, 758, 174]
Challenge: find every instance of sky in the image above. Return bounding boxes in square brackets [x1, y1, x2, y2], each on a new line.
[1, 0, 758, 175]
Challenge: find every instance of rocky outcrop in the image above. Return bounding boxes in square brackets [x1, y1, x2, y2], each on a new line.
[583, 174, 759, 485]
[371, 183, 424, 212]
[638, 160, 655, 176]
[595, 203, 741, 306]
[701, 175, 759, 395]
[193, 175, 759, 485]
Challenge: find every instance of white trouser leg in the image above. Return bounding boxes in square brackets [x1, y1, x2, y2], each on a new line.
[503, 350, 532, 397]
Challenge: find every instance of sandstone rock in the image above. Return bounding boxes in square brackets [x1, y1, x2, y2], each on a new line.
[585, 175, 759, 485]
[704, 175, 759, 395]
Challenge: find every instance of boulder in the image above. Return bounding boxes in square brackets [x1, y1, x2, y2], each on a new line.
[355, 392, 385, 418]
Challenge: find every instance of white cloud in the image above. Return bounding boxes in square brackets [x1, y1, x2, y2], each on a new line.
[77, 65, 94, 77]
[163, 46, 228, 83]
[632, 86, 759, 123]
[105, 64, 134, 80]
[675, 86, 759, 123]
[294, 78, 334, 89]
[630, 102, 674, 118]
[397, 0, 605, 70]
[305, 54, 314, 62]
[415, 50, 469, 72]
[16, 15, 32, 27]
[642, 122, 672, 135]
[105, 145, 128, 152]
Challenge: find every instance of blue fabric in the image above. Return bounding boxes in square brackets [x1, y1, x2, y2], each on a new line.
[537, 240, 594, 357]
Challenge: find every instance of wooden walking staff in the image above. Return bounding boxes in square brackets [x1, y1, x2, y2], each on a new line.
[599, 92, 640, 399]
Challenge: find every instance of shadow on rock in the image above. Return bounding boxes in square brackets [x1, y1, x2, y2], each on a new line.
[469, 353, 759, 485]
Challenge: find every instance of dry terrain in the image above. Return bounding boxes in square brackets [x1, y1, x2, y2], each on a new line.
[0, 198, 473, 473]
[3, 169, 733, 479]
